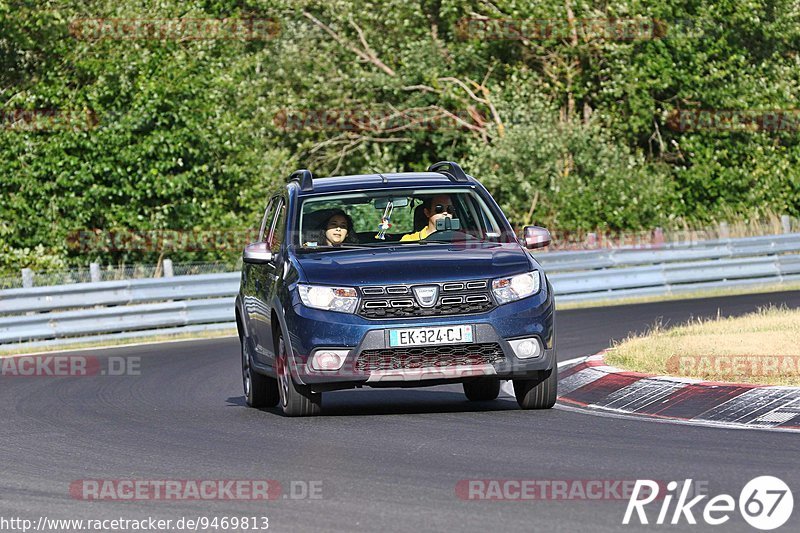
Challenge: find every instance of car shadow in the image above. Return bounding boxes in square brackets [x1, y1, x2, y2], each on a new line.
[226, 387, 521, 417]
[225, 396, 248, 407]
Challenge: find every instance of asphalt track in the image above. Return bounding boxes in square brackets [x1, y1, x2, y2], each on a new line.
[2, 291, 800, 532]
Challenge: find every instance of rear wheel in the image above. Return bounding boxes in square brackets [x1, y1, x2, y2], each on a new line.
[513, 368, 557, 409]
[462, 377, 501, 401]
[276, 334, 322, 417]
[242, 337, 279, 408]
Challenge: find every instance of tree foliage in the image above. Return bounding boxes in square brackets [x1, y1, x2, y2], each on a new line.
[1, 0, 798, 271]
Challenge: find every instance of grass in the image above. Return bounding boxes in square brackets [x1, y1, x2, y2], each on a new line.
[0, 328, 238, 356]
[605, 306, 800, 386]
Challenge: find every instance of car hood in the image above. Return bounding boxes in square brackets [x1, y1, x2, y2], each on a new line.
[295, 243, 534, 286]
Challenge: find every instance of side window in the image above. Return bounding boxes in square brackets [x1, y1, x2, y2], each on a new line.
[258, 197, 278, 242]
[268, 198, 287, 253]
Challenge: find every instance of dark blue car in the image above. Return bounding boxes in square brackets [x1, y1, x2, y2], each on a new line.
[235, 161, 556, 416]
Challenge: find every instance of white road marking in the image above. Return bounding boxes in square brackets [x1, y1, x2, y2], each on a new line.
[698, 388, 800, 424]
[593, 378, 687, 412]
[558, 368, 609, 396]
[554, 402, 800, 434]
[557, 356, 589, 369]
[554, 352, 800, 432]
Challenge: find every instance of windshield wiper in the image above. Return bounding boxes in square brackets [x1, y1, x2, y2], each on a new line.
[418, 237, 502, 245]
[350, 241, 412, 247]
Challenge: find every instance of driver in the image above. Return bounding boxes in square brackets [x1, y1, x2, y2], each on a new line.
[400, 194, 454, 241]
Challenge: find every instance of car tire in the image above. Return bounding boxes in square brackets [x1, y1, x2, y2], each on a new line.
[276, 334, 322, 417]
[513, 367, 557, 409]
[462, 377, 501, 401]
[242, 336, 279, 408]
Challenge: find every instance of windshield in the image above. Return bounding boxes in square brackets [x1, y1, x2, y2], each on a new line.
[296, 188, 505, 248]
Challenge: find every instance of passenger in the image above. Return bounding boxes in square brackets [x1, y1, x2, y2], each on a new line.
[314, 209, 357, 247]
[400, 194, 455, 241]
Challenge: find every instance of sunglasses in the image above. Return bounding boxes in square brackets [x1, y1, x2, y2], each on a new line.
[433, 204, 455, 215]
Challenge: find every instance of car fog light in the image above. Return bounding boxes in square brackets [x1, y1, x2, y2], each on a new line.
[508, 338, 542, 359]
[309, 349, 349, 371]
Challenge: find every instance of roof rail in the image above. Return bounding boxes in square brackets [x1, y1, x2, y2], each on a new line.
[427, 161, 469, 183]
[289, 169, 314, 192]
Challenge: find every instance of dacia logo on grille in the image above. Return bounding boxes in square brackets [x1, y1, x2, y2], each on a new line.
[412, 286, 439, 308]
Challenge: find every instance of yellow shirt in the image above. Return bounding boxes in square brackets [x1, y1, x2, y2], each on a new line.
[399, 226, 431, 242]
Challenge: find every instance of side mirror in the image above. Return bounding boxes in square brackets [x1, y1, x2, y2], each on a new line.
[243, 241, 274, 264]
[521, 226, 551, 249]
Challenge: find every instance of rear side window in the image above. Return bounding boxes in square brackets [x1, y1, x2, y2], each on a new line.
[258, 198, 277, 242]
[269, 199, 287, 253]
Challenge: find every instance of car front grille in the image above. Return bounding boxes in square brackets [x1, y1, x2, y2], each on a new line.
[358, 280, 495, 319]
[355, 343, 504, 372]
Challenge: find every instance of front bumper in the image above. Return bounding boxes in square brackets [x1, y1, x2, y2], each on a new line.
[284, 284, 555, 389]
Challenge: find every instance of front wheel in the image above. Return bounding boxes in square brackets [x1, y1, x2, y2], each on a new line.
[276, 335, 322, 417]
[242, 337, 279, 408]
[513, 368, 557, 409]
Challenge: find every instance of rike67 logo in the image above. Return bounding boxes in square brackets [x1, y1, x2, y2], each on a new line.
[624, 477, 793, 530]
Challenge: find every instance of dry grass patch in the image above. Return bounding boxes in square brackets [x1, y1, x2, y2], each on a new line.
[605, 306, 800, 386]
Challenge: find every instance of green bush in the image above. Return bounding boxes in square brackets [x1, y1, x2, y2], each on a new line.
[0, 0, 798, 275]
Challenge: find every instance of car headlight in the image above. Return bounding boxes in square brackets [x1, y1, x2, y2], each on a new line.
[492, 271, 540, 304]
[297, 284, 359, 313]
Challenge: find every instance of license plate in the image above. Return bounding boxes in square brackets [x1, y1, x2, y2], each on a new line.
[389, 325, 473, 347]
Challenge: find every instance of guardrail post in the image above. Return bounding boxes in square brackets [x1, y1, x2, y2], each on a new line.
[90, 263, 101, 283]
[21, 268, 33, 288]
[163, 259, 174, 278]
[653, 227, 664, 248]
[781, 215, 792, 234]
[719, 222, 729, 239]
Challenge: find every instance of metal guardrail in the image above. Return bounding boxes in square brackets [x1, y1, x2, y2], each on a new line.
[0, 298, 234, 344]
[0, 273, 239, 314]
[1, 233, 799, 351]
[549, 254, 800, 302]
[537, 233, 800, 271]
